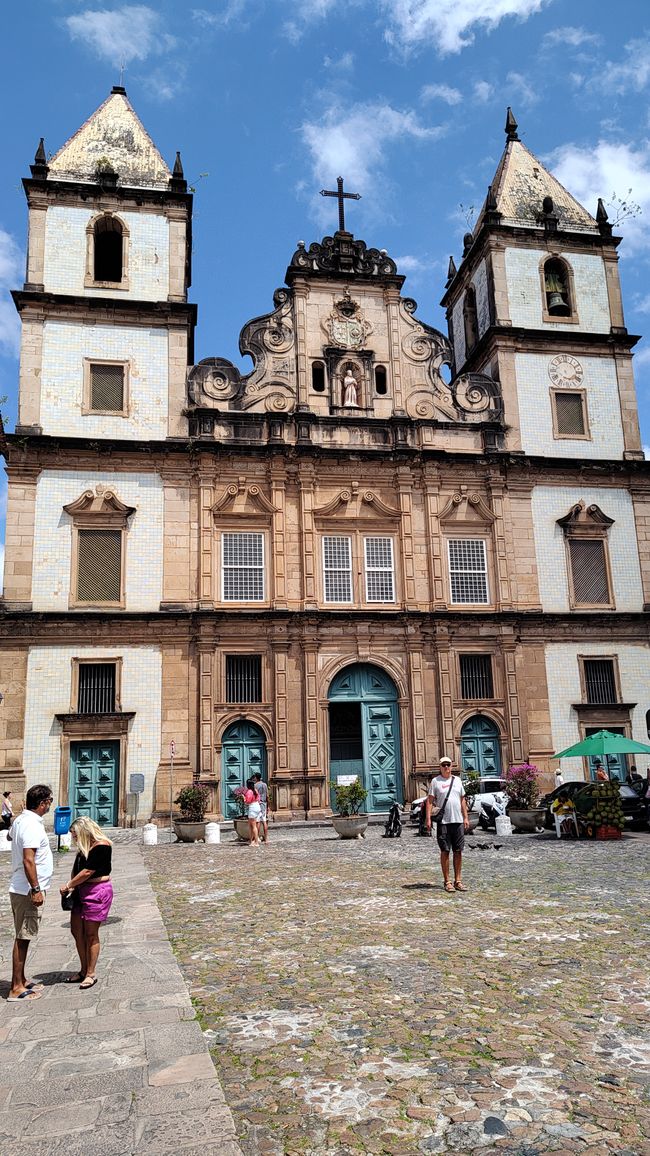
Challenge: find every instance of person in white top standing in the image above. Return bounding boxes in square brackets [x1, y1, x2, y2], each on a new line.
[425, 757, 470, 893]
[7, 784, 54, 1002]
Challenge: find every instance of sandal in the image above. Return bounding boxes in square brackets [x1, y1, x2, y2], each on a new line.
[454, 881, 468, 892]
[79, 976, 97, 990]
[444, 880, 455, 893]
[7, 988, 42, 1002]
[65, 973, 85, 984]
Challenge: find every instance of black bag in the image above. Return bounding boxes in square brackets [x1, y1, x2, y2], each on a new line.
[61, 890, 75, 911]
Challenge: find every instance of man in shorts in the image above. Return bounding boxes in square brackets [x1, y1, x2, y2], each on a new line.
[7, 784, 53, 1002]
[253, 772, 269, 843]
[425, 757, 470, 893]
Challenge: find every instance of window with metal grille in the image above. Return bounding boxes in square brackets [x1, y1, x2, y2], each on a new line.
[94, 216, 123, 282]
[78, 663, 116, 713]
[448, 539, 489, 604]
[226, 655, 262, 703]
[584, 659, 617, 704]
[364, 537, 395, 602]
[323, 535, 352, 603]
[89, 363, 125, 412]
[568, 539, 610, 605]
[460, 654, 494, 699]
[77, 529, 122, 602]
[222, 532, 264, 601]
[554, 391, 586, 437]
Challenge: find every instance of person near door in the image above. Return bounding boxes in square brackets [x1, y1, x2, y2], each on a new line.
[243, 778, 261, 846]
[425, 757, 470, 893]
[61, 817, 113, 989]
[253, 772, 269, 843]
[2, 790, 13, 829]
[7, 783, 54, 1002]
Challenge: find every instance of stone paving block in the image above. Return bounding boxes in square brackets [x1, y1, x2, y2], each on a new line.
[134, 1081, 231, 1116]
[143, 1019, 207, 1063]
[135, 1108, 239, 1152]
[8, 1066, 146, 1109]
[148, 1053, 220, 1086]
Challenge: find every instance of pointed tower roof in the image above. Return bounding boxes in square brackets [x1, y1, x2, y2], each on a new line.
[474, 109, 598, 235]
[47, 87, 171, 189]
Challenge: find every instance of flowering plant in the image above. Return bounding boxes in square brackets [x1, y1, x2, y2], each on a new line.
[232, 786, 248, 818]
[503, 763, 541, 809]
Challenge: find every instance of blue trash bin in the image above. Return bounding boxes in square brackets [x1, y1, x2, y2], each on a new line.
[53, 806, 72, 836]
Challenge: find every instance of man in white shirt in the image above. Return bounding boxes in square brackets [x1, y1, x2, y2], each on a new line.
[425, 757, 470, 893]
[8, 784, 54, 1002]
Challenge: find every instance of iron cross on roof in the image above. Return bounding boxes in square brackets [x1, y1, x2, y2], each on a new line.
[320, 176, 361, 232]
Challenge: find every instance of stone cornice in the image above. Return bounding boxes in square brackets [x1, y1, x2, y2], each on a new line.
[23, 176, 192, 211]
[11, 289, 197, 328]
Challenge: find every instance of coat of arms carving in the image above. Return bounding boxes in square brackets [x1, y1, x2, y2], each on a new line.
[323, 290, 372, 349]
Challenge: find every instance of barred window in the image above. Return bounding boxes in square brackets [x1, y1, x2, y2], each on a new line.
[553, 390, 586, 437]
[222, 532, 264, 602]
[364, 537, 395, 603]
[77, 529, 122, 603]
[323, 536, 352, 603]
[460, 654, 494, 699]
[448, 539, 489, 604]
[78, 663, 116, 713]
[584, 659, 617, 704]
[226, 655, 262, 703]
[568, 539, 610, 605]
[89, 363, 125, 412]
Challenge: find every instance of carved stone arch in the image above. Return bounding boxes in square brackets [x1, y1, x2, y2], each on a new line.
[318, 653, 409, 704]
[85, 211, 130, 288]
[216, 710, 274, 748]
[454, 705, 507, 739]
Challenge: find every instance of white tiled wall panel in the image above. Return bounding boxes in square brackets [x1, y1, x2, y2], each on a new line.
[474, 260, 490, 339]
[505, 248, 610, 332]
[531, 486, 643, 612]
[43, 205, 170, 300]
[545, 642, 650, 780]
[24, 646, 161, 817]
[40, 320, 168, 439]
[516, 352, 624, 459]
[451, 295, 466, 369]
[32, 470, 163, 611]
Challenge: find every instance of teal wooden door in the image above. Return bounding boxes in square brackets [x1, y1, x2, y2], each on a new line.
[69, 741, 119, 826]
[459, 716, 502, 777]
[586, 727, 627, 782]
[222, 721, 267, 819]
[328, 664, 402, 811]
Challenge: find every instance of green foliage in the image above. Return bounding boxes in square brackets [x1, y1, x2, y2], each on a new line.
[174, 783, 209, 821]
[503, 762, 541, 809]
[462, 770, 480, 809]
[329, 778, 368, 816]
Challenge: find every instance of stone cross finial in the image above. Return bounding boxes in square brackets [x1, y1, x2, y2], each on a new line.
[320, 176, 361, 233]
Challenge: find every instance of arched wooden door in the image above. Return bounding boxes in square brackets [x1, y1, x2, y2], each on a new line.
[459, 716, 502, 778]
[328, 664, 402, 812]
[221, 721, 267, 819]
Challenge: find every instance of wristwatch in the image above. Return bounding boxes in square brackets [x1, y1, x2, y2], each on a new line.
[30, 886, 41, 894]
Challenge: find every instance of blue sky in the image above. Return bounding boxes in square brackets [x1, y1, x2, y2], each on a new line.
[2, 1, 650, 567]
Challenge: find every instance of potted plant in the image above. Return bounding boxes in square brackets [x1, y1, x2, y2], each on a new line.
[232, 787, 251, 842]
[503, 763, 545, 832]
[329, 778, 369, 839]
[173, 784, 210, 842]
[461, 770, 481, 832]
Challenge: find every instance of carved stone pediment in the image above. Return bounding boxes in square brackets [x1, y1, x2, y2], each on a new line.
[63, 486, 135, 526]
[439, 491, 495, 525]
[287, 233, 401, 281]
[557, 500, 614, 538]
[313, 486, 401, 521]
[211, 480, 278, 518]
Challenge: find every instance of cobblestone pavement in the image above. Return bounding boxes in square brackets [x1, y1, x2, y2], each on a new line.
[147, 826, 650, 1156]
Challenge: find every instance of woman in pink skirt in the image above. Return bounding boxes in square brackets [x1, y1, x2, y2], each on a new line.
[60, 817, 113, 989]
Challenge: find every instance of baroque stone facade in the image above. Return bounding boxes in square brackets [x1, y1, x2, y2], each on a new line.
[1, 94, 649, 824]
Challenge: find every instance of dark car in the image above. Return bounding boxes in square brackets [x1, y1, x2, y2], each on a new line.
[540, 781, 648, 830]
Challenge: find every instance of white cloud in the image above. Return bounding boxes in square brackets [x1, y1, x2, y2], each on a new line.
[549, 140, 650, 254]
[381, 0, 550, 55]
[65, 5, 174, 65]
[543, 26, 601, 49]
[301, 101, 442, 196]
[505, 70, 539, 107]
[191, 2, 250, 27]
[473, 80, 493, 103]
[324, 51, 355, 71]
[421, 83, 462, 105]
[0, 228, 22, 359]
[284, 0, 340, 43]
[599, 37, 650, 94]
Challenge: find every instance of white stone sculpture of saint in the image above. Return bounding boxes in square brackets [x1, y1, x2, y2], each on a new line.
[342, 368, 359, 408]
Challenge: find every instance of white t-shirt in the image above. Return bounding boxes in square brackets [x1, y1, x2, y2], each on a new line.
[9, 810, 53, 894]
[428, 775, 465, 825]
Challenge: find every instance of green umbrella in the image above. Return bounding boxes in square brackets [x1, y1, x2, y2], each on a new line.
[552, 729, 650, 759]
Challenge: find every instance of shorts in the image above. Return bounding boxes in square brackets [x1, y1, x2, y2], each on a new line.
[247, 802, 262, 820]
[76, 880, 113, 923]
[258, 803, 267, 822]
[436, 822, 465, 853]
[11, 891, 45, 940]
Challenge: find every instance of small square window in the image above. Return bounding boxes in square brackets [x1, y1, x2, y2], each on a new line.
[552, 389, 588, 439]
[90, 363, 125, 412]
[583, 659, 617, 704]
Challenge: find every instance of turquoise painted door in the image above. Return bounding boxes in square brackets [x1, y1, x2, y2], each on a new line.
[222, 721, 267, 819]
[459, 716, 502, 777]
[328, 664, 402, 811]
[69, 741, 119, 826]
[586, 727, 627, 782]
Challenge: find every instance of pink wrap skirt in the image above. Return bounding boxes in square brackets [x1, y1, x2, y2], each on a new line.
[76, 879, 113, 923]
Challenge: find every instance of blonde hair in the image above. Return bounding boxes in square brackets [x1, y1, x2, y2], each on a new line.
[70, 816, 112, 858]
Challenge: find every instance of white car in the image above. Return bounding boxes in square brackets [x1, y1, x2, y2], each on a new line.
[409, 777, 509, 825]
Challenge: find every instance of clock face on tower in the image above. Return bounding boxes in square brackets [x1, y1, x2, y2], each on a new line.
[548, 354, 583, 386]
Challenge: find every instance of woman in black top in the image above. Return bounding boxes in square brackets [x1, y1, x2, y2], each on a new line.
[60, 817, 113, 989]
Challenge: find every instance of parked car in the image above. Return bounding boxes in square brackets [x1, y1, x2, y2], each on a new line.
[409, 776, 508, 826]
[540, 781, 648, 830]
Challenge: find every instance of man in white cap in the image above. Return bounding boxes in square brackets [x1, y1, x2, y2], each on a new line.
[425, 756, 470, 893]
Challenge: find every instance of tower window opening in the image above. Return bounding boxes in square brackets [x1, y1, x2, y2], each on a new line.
[544, 258, 571, 317]
[94, 216, 123, 283]
[374, 365, 387, 395]
[463, 286, 478, 354]
[311, 361, 326, 392]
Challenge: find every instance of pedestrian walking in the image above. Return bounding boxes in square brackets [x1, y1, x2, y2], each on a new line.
[7, 783, 53, 1002]
[1, 790, 13, 830]
[554, 769, 564, 788]
[253, 772, 269, 842]
[61, 817, 113, 990]
[243, 778, 261, 846]
[425, 757, 470, 893]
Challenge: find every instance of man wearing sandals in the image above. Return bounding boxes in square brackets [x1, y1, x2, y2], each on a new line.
[425, 757, 470, 893]
[7, 784, 54, 1002]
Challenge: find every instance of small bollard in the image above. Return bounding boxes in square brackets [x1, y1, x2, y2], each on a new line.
[205, 822, 221, 845]
[59, 832, 72, 851]
[495, 815, 513, 837]
[0, 830, 10, 852]
[143, 823, 158, 846]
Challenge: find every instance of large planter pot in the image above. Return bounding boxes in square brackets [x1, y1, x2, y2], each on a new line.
[173, 820, 206, 843]
[508, 808, 546, 833]
[234, 818, 250, 842]
[332, 815, 369, 840]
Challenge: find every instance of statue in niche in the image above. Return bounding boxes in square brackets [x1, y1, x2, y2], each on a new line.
[342, 366, 359, 408]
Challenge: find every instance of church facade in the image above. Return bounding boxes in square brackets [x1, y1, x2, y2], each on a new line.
[1, 91, 649, 825]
